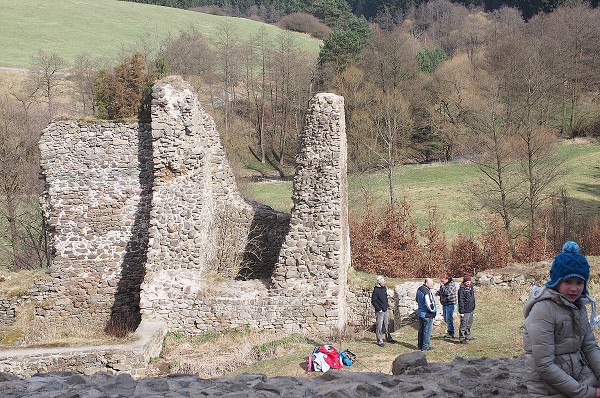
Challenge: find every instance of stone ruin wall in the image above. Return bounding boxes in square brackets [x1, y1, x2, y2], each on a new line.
[38, 121, 153, 325]
[37, 76, 349, 335]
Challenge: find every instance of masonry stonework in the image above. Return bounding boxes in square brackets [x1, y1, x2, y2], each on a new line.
[37, 76, 349, 335]
[39, 122, 153, 327]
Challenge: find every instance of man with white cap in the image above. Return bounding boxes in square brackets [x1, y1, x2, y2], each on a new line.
[371, 275, 395, 347]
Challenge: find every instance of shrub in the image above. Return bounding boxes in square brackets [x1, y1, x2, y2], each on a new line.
[514, 233, 549, 263]
[448, 234, 484, 277]
[579, 216, 600, 256]
[420, 206, 449, 277]
[93, 52, 155, 120]
[350, 201, 422, 278]
[277, 13, 332, 40]
[480, 217, 511, 269]
[415, 48, 447, 73]
[189, 6, 228, 16]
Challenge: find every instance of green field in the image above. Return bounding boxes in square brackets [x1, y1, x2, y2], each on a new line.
[0, 0, 322, 68]
[243, 141, 600, 239]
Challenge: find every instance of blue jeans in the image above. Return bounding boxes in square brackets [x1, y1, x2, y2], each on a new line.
[443, 304, 455, 335]
[418, 317, 434, 350]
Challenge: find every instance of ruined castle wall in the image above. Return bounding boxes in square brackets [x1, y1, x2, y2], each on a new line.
[140, 91, 349, 335]
[137, 78, 293, 332]
[271, 93, 350, 332]
[38, 122, 153, 325]
[38, 77, 347, 336]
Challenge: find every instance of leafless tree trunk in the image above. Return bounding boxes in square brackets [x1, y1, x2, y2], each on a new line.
[215, 22, 242, 141]
[0, 94, 49, 270]
[30, 50, 66, 118]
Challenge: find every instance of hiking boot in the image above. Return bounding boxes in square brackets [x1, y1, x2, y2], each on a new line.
[386, 338, 396, 343]
[377, 342, 384, 347]
[459, 340, 469, 344]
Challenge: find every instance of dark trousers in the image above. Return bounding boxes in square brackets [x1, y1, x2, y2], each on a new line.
[459, 312, 473, 341]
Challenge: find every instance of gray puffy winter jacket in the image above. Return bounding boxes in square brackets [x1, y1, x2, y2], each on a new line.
[523, 286, 600, 398]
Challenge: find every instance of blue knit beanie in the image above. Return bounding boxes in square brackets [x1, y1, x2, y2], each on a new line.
[546, 241, 590, 294]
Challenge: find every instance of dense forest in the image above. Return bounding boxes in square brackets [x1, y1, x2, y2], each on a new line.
[124, 0, 600, 21]
[1, 0, 599, 275]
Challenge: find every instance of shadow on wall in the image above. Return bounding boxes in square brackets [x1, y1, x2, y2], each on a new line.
[105, 125, 154, 337]
[237, 203, 290, 280]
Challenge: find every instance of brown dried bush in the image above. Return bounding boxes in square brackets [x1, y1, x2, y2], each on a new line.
[578, 216, 600, 256]
[419, 206, 449, 277]
[277, 13, 332, 40]
[350, 201, 423, 278]
[480, 217, 512, 269]
[448, 234, 485, 277]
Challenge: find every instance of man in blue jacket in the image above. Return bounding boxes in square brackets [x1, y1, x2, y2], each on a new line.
[416, 278, 437, 351]
[371, 275, 395, 347]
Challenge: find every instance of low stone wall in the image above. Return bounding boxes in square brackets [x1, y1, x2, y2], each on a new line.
[0, 319, 166, 378]
[346, 282, 424, 331]
[0, 297, 23, 327]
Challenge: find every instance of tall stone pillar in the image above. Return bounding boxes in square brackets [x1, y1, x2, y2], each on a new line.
[272, 93, 350, 331]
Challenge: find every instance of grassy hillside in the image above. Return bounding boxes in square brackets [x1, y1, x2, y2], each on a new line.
[0, 0, 322, 68]
[243, 140, 600, 240]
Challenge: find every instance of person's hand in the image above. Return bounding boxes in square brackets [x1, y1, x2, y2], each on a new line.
[595, 387, 600, 398]
[460, 313, 464, 318]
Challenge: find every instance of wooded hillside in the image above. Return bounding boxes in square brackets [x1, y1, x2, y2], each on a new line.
[1, 0, 599, 274]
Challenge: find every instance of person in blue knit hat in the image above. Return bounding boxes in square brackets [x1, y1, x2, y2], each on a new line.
[523, 241, 600, 397]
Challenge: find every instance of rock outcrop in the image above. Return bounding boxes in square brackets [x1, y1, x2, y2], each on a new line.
[1, 354, 528, 397]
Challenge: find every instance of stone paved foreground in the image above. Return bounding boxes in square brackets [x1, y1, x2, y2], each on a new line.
[1, 355, 528, 398]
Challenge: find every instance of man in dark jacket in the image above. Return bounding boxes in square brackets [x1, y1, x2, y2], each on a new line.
[458, 274, 476, 344]
[437, 276, 457, 338]
[371, 275, 394, 347]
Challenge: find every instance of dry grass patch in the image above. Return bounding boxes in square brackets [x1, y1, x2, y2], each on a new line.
[0, 269, 50, 297]
[152, 328, 308, 378]
[20, 318, 138, 348]
[1, 308, 138, 349]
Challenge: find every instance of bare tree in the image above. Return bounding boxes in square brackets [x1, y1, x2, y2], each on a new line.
[361, 26, 419, 205]
[478, 25, 565, 246]
[267, 31, 314, 170]
[0, 94, 48, 270]
[215, 22, 243, 140]
[415, 0, 469, 57]
[29, 50, 66, 118]
[70, 53, 99, 116]
[371, 87, 413, 205]
[428, 55, 474, 161]
[530, 3, 600, 137]
[459, 11, 492, 62]
[242, 27, 271, 164]
[333, 65, 377, 172]
[463, 72, 524, 256]
[162, 29, 216, 79]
